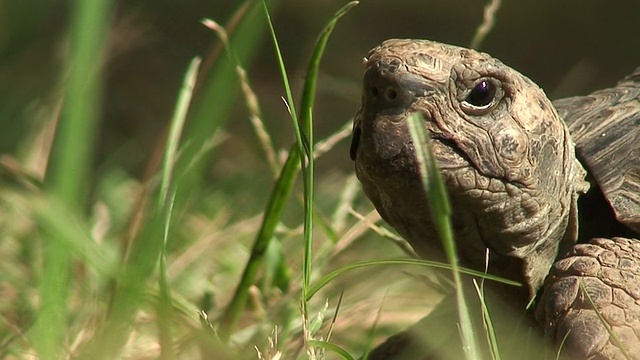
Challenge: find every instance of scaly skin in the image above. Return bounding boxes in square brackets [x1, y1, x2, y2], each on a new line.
[351, 39, 588, 299]
[537, 237, 640, 359]
[351, 39, 640, 358]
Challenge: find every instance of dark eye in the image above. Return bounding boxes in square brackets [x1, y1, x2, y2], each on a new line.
[466, 80, 496, 107]
[460, 78, 502, 115]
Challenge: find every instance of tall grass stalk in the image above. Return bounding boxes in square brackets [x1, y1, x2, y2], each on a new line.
[32, 0, 111, 358]
[215, 0, 300, 338]
[470, 0, 502, 50]
[262, 3, 359, 358]
[473, 279, 501, 360]
[172, 0, 280, 210]
[219, 2, 358, 346]
[218, 144, 300, 341]
[156, 56, 202, 360]
[297, 0, 359, 296]
[202, 18, 279, 177]
[406, 112, 481, 359]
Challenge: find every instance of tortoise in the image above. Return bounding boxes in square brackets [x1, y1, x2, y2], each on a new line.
[349, 39, 640, 359]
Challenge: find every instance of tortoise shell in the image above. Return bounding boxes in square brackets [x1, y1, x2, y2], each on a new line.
[554, 68, 640, 234]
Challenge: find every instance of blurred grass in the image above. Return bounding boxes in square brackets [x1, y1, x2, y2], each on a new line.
[171, 0, 279, 213]
[0, 1, 433, 359]
[33, 0, 111, 358]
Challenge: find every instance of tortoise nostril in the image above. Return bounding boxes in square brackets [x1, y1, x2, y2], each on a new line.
[385, 88, 397, 101]
[363, 62, 430, 112]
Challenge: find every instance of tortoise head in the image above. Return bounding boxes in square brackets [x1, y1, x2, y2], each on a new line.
[351, 39, 589, 298]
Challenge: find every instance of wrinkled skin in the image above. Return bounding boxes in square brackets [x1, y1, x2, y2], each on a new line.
[351, 39, 640, 358]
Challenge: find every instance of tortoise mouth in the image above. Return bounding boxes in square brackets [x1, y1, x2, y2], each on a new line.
[429, 135, 474, 171]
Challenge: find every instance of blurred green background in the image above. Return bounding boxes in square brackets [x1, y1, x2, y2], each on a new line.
[2, 0, 638, 183]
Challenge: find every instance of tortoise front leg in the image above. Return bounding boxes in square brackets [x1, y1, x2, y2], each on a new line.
[536, 237, 640, 359]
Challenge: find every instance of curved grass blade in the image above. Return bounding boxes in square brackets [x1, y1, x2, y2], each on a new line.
[580, 280, 633, 360]
[159, 57, 201, 207]
[307, 339, 355, 360]
[298, 1, 359, 138]
[306, 258, 520, 301]
[156, 56, 200, 360]
[272, 2, 359, 355]
[299, 0, 359, 296]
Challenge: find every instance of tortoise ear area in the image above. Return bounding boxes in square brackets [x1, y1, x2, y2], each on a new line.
[350, 124, 361, 161]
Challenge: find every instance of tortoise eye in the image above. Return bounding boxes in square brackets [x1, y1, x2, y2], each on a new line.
[461, 78, 501, 114]
[466, 80, 496, 107]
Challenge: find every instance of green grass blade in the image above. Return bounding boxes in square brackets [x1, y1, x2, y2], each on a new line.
[263, 0, 309, 302]
[555, 332, 570, 360]
[306, 258, 520, 301]
[156, 56, 200, 360]
[45, 2, 110, 203]
[298, 0, 359, 295]
[158, 193, 176, 360]
[32, 0, 111, 357]
[159, 57, 201, 207]
[298, 0, 359, 138]
[262, 0, 301, 151]
[473, 279, 501, 360]
[307, 339, 355, 360]
[262, 0, 308, 294]
[32, 196, 119, 277]
[580, 280, 633, 360]
[407, 112, 481, 359]
[218, 145, 300, 340]
[216, 3, 305, 342]
[263, 3, 359, 356]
